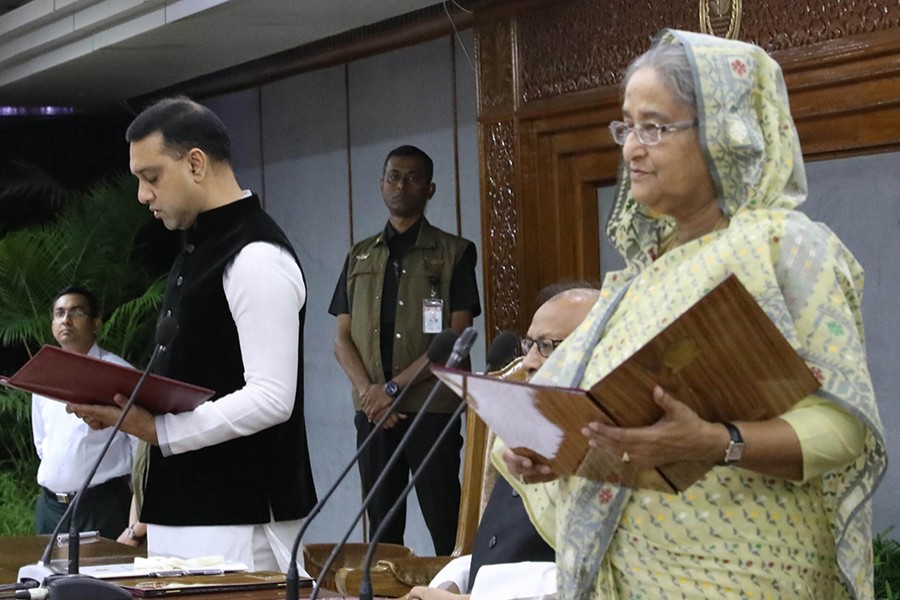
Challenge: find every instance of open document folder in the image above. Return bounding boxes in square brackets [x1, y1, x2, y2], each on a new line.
[0, 345, 213, 414]
[79, 558, 312, 597]
[112, 571, 303, 597]
[433, 274, 820, 493]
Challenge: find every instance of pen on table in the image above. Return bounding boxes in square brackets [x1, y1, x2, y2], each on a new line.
[55, 530, 99, 546]
[147, 569, 224, 578]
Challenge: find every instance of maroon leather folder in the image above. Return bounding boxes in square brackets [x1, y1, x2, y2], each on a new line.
[0, 345, 214, 415]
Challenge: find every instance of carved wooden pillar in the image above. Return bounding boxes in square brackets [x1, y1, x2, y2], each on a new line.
[476, 11, 520, 337]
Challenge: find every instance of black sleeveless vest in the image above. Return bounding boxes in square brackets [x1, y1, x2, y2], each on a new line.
[141, 195, 317, 525]
[468, 477, 555, 590]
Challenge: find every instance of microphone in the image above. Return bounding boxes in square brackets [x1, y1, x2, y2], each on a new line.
[356, 330, 519, 600]
[448, 326, 478, 367]
[19, 317, 179, 600]
[308, 326, 479, 600]
[284, 328, 459, 600]
[482, 330, 520, 374]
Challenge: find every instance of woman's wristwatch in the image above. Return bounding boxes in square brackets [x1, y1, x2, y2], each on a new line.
[723, 422, 745, 464]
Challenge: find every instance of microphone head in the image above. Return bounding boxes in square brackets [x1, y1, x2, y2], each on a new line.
[155, 316, 179, 348]
[427, 329, 459, 363]
[447, 326, 478, 367]
[485, 330, 519, 372]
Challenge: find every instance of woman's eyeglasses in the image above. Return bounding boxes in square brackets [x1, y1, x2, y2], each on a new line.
[608, 119, 698, 146]
[520, 336, 564, 358]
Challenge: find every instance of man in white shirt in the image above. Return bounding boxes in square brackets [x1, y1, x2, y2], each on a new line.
[69, 96, 317, 571]
[32, 285, 133, 540]
[405, 284, 599, 600]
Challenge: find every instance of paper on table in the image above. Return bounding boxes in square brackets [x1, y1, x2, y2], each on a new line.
[79, 557, 247, 580]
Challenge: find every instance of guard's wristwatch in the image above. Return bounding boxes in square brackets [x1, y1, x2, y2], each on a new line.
[384, 380, 401, 398]
[723, 422, 745, 464]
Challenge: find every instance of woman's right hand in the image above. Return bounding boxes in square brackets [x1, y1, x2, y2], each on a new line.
[502, 447, 557, 484]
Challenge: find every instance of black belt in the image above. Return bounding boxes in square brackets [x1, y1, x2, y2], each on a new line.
[42, 475, 129, 506]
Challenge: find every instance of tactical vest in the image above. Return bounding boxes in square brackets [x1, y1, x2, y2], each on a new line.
[347, 219, 471, 413]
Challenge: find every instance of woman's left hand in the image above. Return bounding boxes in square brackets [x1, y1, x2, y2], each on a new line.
[582, 385, 724, 469]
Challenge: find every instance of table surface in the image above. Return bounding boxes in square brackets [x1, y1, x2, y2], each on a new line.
[0, 536, 351, 599]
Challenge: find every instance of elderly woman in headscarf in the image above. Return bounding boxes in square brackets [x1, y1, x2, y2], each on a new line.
[500, 29, 886, 599]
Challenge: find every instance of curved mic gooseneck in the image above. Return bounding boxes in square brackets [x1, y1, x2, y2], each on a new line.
[308, 327, 479, 600]
[357, 330, 519, 600]
[284, 328, 459, 600]
[20, 317, 178, 600]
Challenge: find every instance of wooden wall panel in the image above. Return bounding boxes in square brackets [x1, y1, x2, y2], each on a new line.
[474, 0, 900, 336]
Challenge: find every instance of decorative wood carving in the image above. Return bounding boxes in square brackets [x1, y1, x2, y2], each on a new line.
[700, 0, 742, 39]
[514, 0, 900, 105]
[744, 1, 900, 53]
[481, 120, 521, 336]
[476, 18, 515, 116]
[517, 0, 695, 103]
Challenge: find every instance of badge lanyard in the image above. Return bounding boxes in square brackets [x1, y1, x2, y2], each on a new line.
[422, 277, 443, 334]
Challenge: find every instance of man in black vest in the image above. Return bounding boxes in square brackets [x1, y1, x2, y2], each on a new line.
[405, 284, 599, 600]
[71, 96, 316, 570]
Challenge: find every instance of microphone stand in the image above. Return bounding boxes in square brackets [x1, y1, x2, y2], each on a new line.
[308, 327, 479, 600]
[19, 317, 179, 600]
[357, 330, 519, 600]
[358, 400, 469, 600]
[284, 329, 459, 600]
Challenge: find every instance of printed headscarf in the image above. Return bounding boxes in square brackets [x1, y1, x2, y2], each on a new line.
[606, 29, 808, 270]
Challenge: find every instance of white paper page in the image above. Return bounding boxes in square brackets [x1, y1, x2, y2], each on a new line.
[436, 370, 564, 459]
[79, 558, 248, 580]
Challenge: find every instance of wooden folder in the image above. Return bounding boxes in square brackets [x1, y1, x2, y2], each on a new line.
[432, 274, 820, 493]
[112, 570, 308, 597]
[0, 345, 214, 415]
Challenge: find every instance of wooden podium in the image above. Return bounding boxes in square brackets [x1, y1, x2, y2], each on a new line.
[0, 536, 346, 598]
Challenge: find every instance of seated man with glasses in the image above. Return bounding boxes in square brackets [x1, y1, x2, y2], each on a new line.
[31, 285, 134, 540]
[405, 283, 600, 600]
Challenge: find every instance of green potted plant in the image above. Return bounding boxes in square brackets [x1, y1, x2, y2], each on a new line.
[0, 171, 169, 534]
[875, 528, 900, 599]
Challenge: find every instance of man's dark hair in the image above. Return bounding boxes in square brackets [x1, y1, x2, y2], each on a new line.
[383, 145, 434, 182]
[53, 284, 99, 318]
[125, 96, 232, 163]
[536, 279, 601, 306]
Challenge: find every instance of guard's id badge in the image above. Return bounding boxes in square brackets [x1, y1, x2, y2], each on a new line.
[423, 298, 443, 334]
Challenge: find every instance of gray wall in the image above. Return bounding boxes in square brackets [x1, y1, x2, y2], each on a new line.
[804, 152, 900, 536]
[204, 32, 481, 556]
[599, 152, 900, 536]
